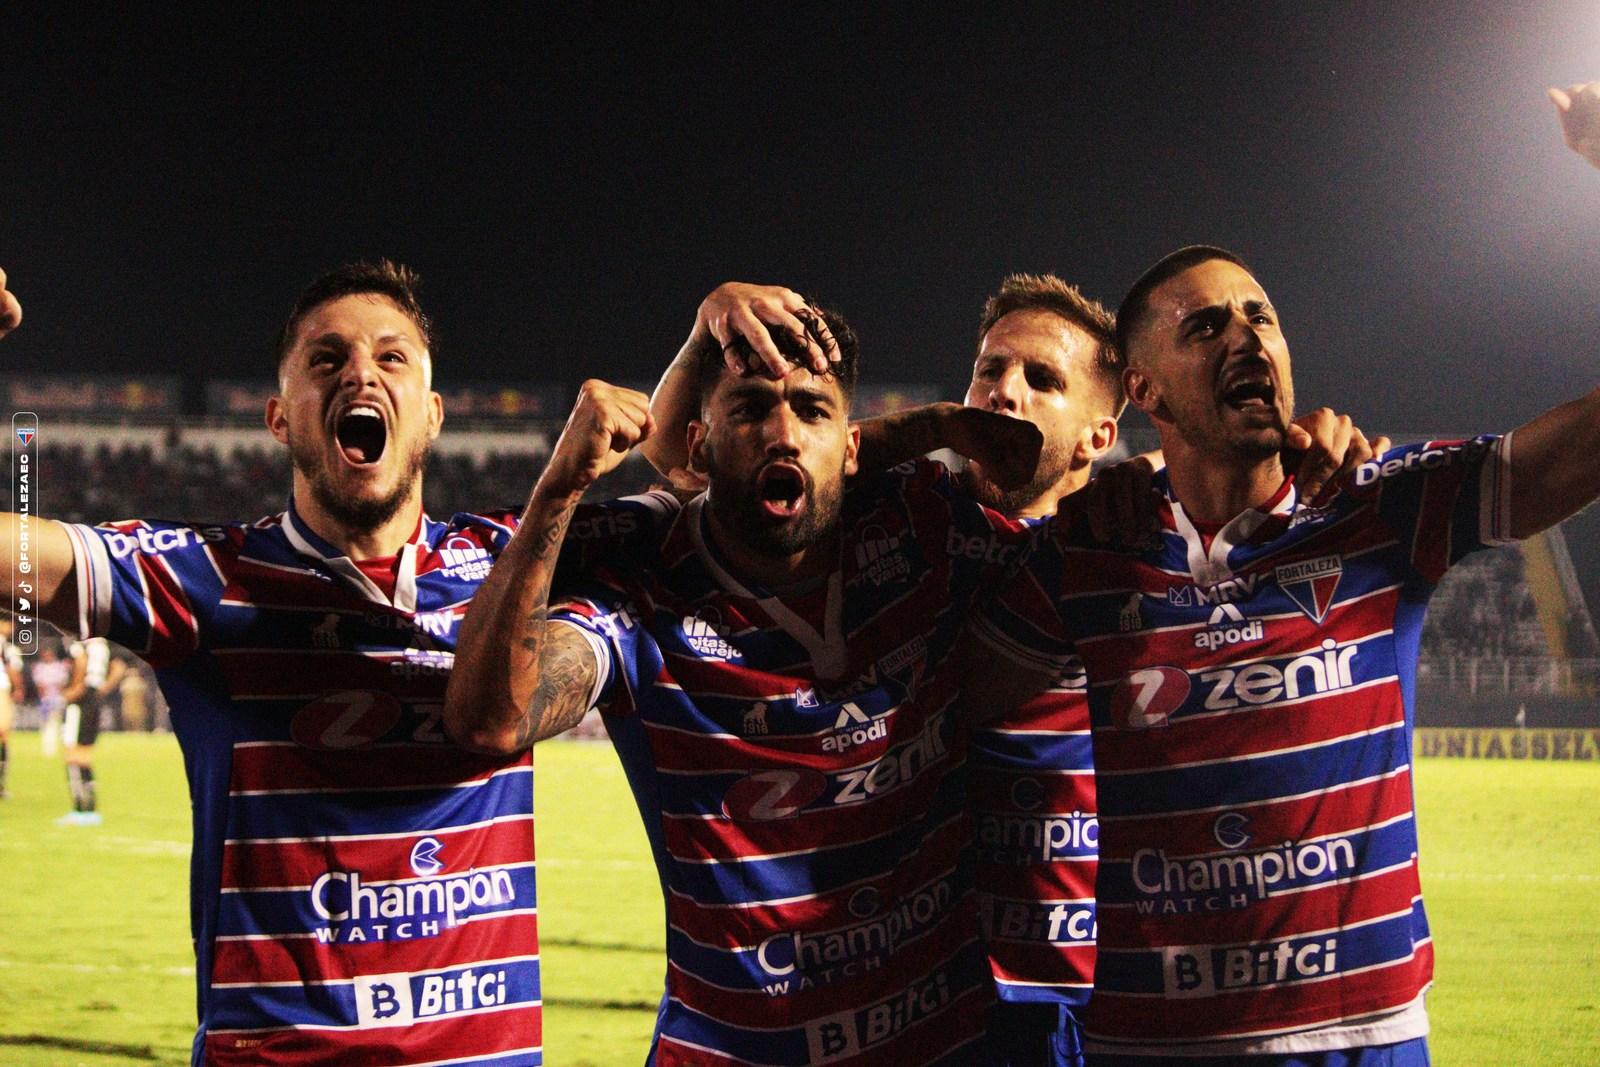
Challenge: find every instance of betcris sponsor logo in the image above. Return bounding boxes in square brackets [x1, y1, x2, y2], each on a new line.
[977, 808, 1098, 865]
[1354, 438, 1489, 486]
[946, 527, 1021, 566]
[566, 508, 639, 540]
[1162, 933, 1343, 998]
[1131, 834, 1358, 915]
[805, 969, 955, 1062]
[723, 711, 950, 821]
[103, 524, 226, 558]
[980, 898, 1097, 946]
[756, 879, 954, 995]
[353, 959, 539, 1027]
[309, 839, 519, 944]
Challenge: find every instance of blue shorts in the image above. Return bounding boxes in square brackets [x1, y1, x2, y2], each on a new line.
[990, 1000, 1087, 1067]
[1086, 1036, 1429, 1067]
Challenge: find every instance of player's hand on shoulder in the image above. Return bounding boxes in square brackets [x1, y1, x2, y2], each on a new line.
[1082, 451, 1162, 548]
[545, 380, 655, 495]
[0, 268, 21, 340]
[1285, 407, 1390, 506]
[949, 407, 1043, 489]
[1550, 81, 1600, 171]
[697, 281, 836, 379]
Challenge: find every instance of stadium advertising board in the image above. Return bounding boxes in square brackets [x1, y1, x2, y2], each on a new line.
[2, 374, 179, 415]
[1415, 727, 1600, 760]
[206, 379, 570, 419]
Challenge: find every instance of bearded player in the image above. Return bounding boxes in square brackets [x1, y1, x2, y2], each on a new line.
[990, 82, 1600, 1067]
[0, 261, 548, 1066]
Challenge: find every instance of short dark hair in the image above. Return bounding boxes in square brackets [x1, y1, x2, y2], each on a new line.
[695, 303, 860, 406]
[276, 259, 433, 371]
[1114, 245, 1253, 365]
[978, 272, 1123, 417]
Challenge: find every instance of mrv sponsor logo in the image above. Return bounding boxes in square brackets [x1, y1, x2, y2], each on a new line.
[1167, 573, 1260, 607]
[309, 840, 519, 943]
[977, 808, 1098, 864]
[1162, 933, 1343, 998]
[757, 879, 954, 995]
[1193, 603, 1264, 651]
[1132, 835, 1358, 914]
[805, 970, 955, 1063]
[353, 960, 538, 1027]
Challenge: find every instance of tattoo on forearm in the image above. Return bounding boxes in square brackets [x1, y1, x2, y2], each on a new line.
[518, 625, 600, 745]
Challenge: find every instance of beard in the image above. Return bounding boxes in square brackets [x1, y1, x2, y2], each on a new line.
[289, 430, 430, 534]
[959, 437, 1072, 516]
[703, 446, 845, 559]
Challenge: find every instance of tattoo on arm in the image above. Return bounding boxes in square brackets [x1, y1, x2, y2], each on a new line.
[517, 623, 601, 746]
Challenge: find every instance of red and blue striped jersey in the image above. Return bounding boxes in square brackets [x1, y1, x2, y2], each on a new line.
[63, 501, 544, 1067]
[551, 461, 1062, 1066]
[1003, 437, 1514, 1056]
[971, 651, 1097, 1015]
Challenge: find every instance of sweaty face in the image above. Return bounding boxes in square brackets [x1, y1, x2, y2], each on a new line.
[269, 294, 442, 532]
[691, 364, 859, 561]
[961, 308, 1104, 514]
[1132, 260, 1294, 458]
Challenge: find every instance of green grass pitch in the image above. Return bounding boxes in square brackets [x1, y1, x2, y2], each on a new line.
[0, 733, 1594, 1065]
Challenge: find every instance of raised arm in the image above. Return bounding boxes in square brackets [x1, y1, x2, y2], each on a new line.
[443, 380, 654, 754]
[0, 272, 80, 634]
[1506, 82, 1600, 536]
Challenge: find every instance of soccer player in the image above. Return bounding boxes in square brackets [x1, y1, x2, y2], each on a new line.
[0, 261, 548, 1065]
[445, 304, 1061, 1064]
[57, 635, 124, 825]
[994, 84, 1600, 1066]
[658, 277, 1383, 1067]
[0, 617, 23, 797]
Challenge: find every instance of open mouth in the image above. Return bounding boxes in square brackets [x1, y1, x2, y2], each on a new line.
[757, 464, 806, 519]
[1220, 378, 1276, 412]
[335, 405, 387, 466]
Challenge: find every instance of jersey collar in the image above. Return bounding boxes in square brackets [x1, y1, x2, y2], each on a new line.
[1164, 475, 1297, 585]
[281, 496, 426, 612]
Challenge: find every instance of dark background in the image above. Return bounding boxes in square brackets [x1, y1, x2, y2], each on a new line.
[5, 1, 1599, 587]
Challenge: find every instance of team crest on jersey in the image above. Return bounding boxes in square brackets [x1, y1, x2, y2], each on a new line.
[854, 524, 911, 587]
[436, 535, 492, 581]
[15, 427, 34, 447]
[1274, 554, 1343, 623]
[681, 609, 737, 659]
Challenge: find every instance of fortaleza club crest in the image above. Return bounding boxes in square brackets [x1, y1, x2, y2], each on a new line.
[1274, 555, 1343, 623]
[15, 427, 34, 447]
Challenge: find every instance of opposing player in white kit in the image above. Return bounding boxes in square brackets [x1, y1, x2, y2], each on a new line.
[58, 635, 124, 825]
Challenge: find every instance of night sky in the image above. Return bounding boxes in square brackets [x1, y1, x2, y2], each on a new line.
[6, 5, 1600, 433]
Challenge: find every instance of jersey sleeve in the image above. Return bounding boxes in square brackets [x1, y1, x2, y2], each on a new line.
[60, 519, 230, 666]
[1351, 434, 1515, 584]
